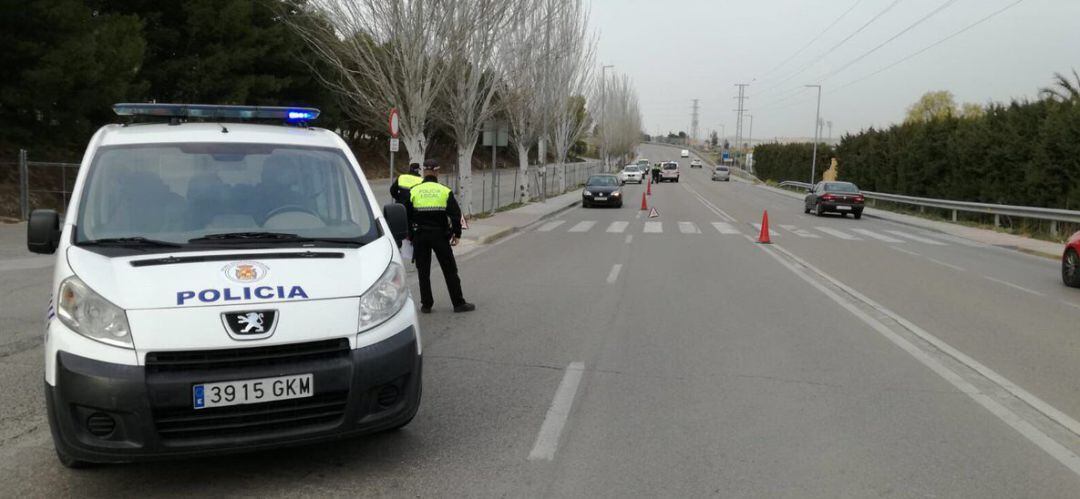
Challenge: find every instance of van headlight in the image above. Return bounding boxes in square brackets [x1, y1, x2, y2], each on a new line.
[57, 276, 132, 348]
[358, 262, 409, 332]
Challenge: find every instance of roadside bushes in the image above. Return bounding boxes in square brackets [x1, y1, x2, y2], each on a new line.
[752, 97, 1080, 210]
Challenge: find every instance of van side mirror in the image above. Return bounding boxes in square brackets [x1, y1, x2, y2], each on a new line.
[382, 203, 409, 246]
[27, 209, 61, 254]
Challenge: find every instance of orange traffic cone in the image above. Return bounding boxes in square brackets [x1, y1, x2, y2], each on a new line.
[646, 177, 652, 196]
[640, 191, 649, 211]
[757, 210, 772, 244]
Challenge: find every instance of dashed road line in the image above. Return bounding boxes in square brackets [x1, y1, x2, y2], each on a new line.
[889, 246, 922, 257]
[984, 276, 1045, 297]
[625, 235, 633, 244]
[926, 257, 965, 272]
[528, 362, 586, 461]
[606, 264, 623, 284]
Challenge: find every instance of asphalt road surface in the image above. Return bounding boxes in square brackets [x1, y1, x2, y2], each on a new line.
[2, 144, 1080, 497]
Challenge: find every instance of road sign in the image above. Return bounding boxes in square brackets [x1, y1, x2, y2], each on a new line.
[389, 138, 400, 152]
[482, 120, 508, 147]
[389, 108, 400, 138]
[722, 150, 731, 162]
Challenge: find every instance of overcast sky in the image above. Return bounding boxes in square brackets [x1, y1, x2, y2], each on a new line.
[588, 0, 1080, 142]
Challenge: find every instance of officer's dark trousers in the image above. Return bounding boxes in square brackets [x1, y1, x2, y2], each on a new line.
[413, 229, 466, 307]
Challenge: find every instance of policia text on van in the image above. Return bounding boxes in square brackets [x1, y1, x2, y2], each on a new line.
[27, 103, 423, 467]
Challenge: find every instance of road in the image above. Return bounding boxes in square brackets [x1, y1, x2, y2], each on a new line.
[2, 144, 1080, 496]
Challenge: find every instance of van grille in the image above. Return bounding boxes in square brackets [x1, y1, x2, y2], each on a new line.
[145, 339, 349, 373]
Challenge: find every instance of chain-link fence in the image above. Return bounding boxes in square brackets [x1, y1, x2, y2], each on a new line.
[2, 149, 81, 220]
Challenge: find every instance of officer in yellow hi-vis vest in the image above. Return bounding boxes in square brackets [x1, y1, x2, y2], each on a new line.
[407, 159, 475, 314]
[390, 162, 423, 204]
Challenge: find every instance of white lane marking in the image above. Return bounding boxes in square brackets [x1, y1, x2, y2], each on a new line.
[779, 224, 821, 238]
[537, 220, 565, 232]
[606, 221, 629, 233]
[815, 227, 861, 240]
[1061, 300, 1080, 312]
[851, 228, 905, 243]
[606, 264, 623, 284]
[678, 221, 701, 234]
[625, 235, 633, 244]
[887, 230, 948, 246]
[0, 257, 53, 272]
[926, 257, 966, 272]
[568, 221, 596, 233]
[889, 246, 922, 257]
[684, 184, 737, 222]
[635, 211, 643, 219]
[644, 222, 663, 233]
[711, 222, 741, 235]
[984, 276, 1046, 297]
[750, 223, 779, 237]
[528, 362, 586, 461]
[755, 244, 1080, 477]
[917, 229, 988, 248]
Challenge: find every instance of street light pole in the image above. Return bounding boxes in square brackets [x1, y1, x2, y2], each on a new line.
[746, 114, 753, 172]
[600, 64, 614, 173]
[806, 84, 822, 185]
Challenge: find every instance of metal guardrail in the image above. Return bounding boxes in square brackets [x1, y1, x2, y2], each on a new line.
[777, 180, 1080, 231]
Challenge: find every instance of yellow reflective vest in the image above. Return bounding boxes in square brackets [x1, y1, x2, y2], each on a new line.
[397, 173, 423, 189]
[410, 181, 452, 212]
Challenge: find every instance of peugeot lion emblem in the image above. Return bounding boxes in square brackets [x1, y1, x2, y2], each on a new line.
[222, 310, 278, 340]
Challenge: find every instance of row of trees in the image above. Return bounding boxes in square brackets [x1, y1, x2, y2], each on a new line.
[0, 0, 341, 158]
[751, 74, 1080, 210]
[291, 0, 643, 212]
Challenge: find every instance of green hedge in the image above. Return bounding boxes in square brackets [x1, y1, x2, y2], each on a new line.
[753, 99, 1080, 209]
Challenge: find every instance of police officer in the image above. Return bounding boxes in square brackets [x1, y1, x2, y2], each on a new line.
[408, 159, 475, 314]
[651, 162, 661, 183]
[390, 162, 423, 204]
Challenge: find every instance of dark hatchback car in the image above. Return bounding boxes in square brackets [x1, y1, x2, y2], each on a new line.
[583, 174, 623, 208]
[805, 181, 865, 219]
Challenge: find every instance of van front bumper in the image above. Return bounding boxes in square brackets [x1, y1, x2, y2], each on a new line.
[46, 326, 421, 463]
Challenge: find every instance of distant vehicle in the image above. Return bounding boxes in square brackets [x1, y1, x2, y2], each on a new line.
[583, 174, 623, 207]
[804, 181, 865, 219]
[680, 149, 690, 158]
[711, 165, 730, 182]
[636, 158, 650, 168]
[620, 165, 644, 184]
[660, 161, 680, 183]
[1064, 231, 1080, 287]
[690, 159, 703, 168]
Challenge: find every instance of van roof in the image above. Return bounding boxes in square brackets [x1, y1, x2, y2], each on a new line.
[96, 122, 342, 149]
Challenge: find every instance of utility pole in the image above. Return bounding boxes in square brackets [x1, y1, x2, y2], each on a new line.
[806, 84, 822, 185]
[733, 83, 749, 168]
[600, 64, 614, 172]
[827, 120, 833, 144]
[746, 114, 754, 151]
[690, 99, 700, 146]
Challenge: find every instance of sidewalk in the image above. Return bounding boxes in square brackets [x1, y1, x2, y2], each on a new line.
[755, 183, 1064, 259]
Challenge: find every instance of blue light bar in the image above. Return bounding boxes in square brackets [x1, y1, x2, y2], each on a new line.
[113, 103, 320, 122]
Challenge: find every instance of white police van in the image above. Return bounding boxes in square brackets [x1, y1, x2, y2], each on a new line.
[26, 104, 421, 467]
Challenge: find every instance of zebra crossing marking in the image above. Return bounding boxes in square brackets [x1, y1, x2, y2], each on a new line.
[750, 223, 780, 237]
[678, 222, 700, 234]
[606, 221, 629, 233]
[851, 228, 905, 243]
[568, 221, 596, 233]
[711, 222, 741, 235]
[538, 220, 565, 232]
[815, 227, 861, 240]
[886, 230, 948, 245]
[780, 224, 821, 238]
[644, 222, 663, 233]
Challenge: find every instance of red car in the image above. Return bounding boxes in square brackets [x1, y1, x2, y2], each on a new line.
[1064, 231, 1080, 287]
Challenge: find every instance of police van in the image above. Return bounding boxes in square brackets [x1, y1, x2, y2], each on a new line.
[26, 104, 421, 467]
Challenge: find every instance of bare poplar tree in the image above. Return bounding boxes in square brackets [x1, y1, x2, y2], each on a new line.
[290, 0, 459, 164]
[498, 2, 545, 203]
[591, 73, 642, 164]
[545, 0, 595, 193]
[438, 0, 516, 215]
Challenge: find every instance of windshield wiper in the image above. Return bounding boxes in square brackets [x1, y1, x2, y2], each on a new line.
[79, 237, 183, 248]
[188, 232, 364, 246]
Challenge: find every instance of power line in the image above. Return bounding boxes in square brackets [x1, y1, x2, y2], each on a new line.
[756, 0, 866, 82]
[828, 0, 1027, 95]
[758, 0, 904, 95]
[817, 0, 960, 83]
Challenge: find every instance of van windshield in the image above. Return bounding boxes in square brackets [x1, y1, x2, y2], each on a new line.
[75, 143, 377, 248]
